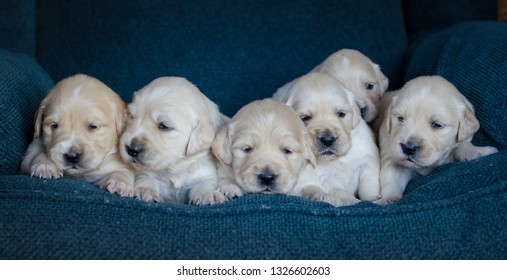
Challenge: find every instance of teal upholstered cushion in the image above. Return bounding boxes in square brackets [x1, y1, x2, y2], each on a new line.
[0, 50, 54, 175]
[1, 150, 506, 259]
[36, 0, 407, 116]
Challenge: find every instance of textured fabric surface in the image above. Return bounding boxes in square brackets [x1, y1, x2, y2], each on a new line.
[36, 0, 407, 117]
[402, 0, 497, 38]
[0, 0, 36, 55]
[1, 151, 506, 259]
[404, 22, 507, 149]
[0, 50, 54, 175]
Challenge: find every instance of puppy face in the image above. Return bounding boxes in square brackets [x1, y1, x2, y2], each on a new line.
[284, 73, 360, 162]
[120, 77, 222, 172]
[385, 76, 479, 169]
[313, 49, 388, 122]
[212, 99, 315, 194]
[34, 74, 125, 175]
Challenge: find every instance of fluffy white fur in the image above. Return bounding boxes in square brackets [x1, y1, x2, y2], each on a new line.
[274, 72, 381, 207]
[376, 76, 498, 204]
[120, 77, 228, 204]
[21, 74, 135, 196]
[211, 99, 318, 197]
[274, 48, 388, 123]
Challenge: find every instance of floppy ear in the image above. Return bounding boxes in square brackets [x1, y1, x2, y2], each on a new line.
[457, 99, 480, 143]
[351, 104, 361, 129]
[33, 105, 45, 139]
[211, 123, 233, 165]
[372, 63, 389, 96]
[303, 131, 316, 167]
[114, 102, 127, 137]
[186, 118, 216, 157]
[385, 102, 393, 135]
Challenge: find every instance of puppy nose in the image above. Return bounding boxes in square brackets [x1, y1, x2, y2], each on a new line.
[401, 142, 419, 156]
[319, 135, 336, 147]
[360, 107, 367, 118]
[257, 173, 277, 186]
[63, 153, 81, 164]
[126, 144, 143, 158]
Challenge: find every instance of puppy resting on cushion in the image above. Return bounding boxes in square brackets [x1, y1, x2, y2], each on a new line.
[274, 48, 389, 123]
[376, 76, 498, 204]
[21, 74, 135, 196]
[120, 77, 228, 205]
[211, 99, 318, 198]
[274, 72, 380, 206]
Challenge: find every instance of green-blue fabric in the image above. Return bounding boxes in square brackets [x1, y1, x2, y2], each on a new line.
[1, 150, 506, 259]
[0, 0, 36, 55]
[35, 0, 407, 116]
[0, 50, 54, 175]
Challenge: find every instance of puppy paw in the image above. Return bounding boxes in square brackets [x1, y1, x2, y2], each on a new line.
[454, 144, 499, 162]
[189, 189, 228, 205]
[104, 179, 135, 198]
[301, 185, 327, 202]
[374, 195, 401, 205]
[30, 160, 62, 179]
[218, 182, 244, 199]
[135, 186, 163, 203]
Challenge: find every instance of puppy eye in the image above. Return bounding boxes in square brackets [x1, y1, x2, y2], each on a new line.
[300, 114, 312, 122]
[158, 123, 173, 131]
[242, 146, 253, 154]
[50, 123, 59, 130]
[365, 83, 375, 90]
[431, 121, 445, 129]
[397, 116, 404, 123]
[88, 124, 99, 131]
[282, 148, 293, 155]
[337, 111, 347, 118]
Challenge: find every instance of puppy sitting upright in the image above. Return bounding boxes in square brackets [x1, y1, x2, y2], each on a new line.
[377, 76, 498, 204]
[120, 77, 227, 205]
[211, 99, 318, 198]
[274, 72, 380, 206]
[21, 74, 135, 196]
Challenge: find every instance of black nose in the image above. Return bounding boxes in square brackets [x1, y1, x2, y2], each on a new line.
[360, 107, 367, 118]
[63, 153, 81, 164]
[319, 135, 336, 147]
[401, 142, 419, 156]
[257, 173, 277, 186]
[126, 144, 143, 158]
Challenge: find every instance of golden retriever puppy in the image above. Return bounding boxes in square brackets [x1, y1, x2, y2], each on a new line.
[120, 77, 228, 205]
[274, 49, 389, 123]
[275, 72, 381, 206]
[376, 76, 498, 204]
[211, 99, 318, 198]
[20, 74, 135, 196]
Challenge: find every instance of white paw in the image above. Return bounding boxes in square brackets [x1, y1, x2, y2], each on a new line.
[374, 195, 401, 205]
[218, 182, 244, 199]
[135, 186, 163, 203]
[30, 160, 62, 179]
[301, 185, 327, 202]
[104, 179, 135, 198]
[189, 190, 228, 205]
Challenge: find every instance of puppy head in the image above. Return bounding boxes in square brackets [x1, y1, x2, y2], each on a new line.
[283, 73, 360, 162]
[120, 77, 224, 171]
[385, 76, 479, 169]
[212, 99, 315, 194]
[314, 49, 389, 122]
[34, 74, 126, 175]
